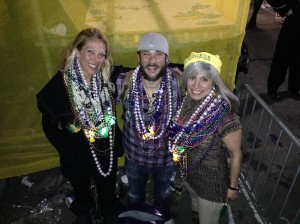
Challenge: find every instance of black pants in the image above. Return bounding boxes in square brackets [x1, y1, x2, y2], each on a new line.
[67, 154, 118, 218]
[248, 0, 264, 28]
[267, 14, 300, 95]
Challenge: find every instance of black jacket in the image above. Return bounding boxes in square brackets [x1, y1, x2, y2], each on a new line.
[36, 71, 123, 176]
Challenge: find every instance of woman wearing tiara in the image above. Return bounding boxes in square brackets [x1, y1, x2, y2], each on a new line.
[169, 52, 242, 224]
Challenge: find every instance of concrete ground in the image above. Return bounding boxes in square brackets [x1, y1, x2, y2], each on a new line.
[0, 2, 299, 224]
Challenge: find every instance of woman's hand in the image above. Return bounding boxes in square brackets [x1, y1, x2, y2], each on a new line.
[227, 187, 239, 201]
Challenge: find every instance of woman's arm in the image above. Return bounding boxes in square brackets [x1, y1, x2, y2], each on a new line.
[222, 129, 242, 201]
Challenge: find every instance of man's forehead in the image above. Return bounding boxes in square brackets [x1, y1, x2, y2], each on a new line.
[140, 49, 164, 53]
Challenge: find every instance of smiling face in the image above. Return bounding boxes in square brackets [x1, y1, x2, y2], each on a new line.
[76, 38, 106, 80]
[138, 50, 168, 81]
[187, 72, 213, 101]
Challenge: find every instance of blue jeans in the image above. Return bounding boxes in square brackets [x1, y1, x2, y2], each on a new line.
[125, 158, 174, 221]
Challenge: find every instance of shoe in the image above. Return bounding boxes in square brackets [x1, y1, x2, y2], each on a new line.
[268, 93, 280, 101]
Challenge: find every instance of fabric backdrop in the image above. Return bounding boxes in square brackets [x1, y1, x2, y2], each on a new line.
[0, 0, 250, 179]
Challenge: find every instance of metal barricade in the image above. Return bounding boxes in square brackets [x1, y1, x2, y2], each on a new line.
[237, 84, 300, 224]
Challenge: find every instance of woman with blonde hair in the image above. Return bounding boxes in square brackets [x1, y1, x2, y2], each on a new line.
[37, 28, 121, 224]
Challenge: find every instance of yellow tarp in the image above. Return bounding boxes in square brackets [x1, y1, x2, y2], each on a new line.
[0, 0, 250, 179]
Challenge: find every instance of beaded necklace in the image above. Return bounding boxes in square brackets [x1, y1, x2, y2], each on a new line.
[127, 66, 173, 144]
[63, 57, 116, 177]
[169, 88, 231, 179]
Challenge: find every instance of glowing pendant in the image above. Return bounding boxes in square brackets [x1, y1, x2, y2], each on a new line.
[173, 152, 180, 162]
[99, 126, 109, 138]
[177, 146, 185, 153]
[85, 129, 96, 143]
[148, 126, 155, 136]
[142, 133, 150, 141]
[105, 114, 116, 126]
[109, 118, 116, 126]
[141, 126, 155, 140]
[172, 146, 185, 162]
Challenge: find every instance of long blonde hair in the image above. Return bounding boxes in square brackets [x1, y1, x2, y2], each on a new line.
[61, 28, 114, 91]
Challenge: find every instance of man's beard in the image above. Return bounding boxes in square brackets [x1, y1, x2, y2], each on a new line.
[140, 63, 167, 81]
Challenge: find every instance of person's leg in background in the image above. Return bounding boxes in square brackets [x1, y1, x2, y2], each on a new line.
[248, 0, 264, 29]
[288, 55, 300, 98]
[267, 16, 290, 100]
[287, 15, 300, 99]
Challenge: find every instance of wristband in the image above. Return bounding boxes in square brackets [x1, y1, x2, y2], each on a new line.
[228, 185, 239, 191]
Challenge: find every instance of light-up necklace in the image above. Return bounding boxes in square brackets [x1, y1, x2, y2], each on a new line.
[127, 66, 173, 143]
[169, 87, 231, 179]
[64, 57, 116, 177]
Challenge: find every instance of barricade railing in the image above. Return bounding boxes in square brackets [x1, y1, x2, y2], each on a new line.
[237, 84, 300, 224]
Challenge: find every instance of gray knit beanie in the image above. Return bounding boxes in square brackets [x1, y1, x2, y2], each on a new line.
[137, 32, 169, 56]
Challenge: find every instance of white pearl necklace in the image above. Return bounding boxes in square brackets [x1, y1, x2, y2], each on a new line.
[170, 88, 218, 151]
[91, 130, 114, 177]
[130, 66, 173, 141]
[65, 58, 114, 177]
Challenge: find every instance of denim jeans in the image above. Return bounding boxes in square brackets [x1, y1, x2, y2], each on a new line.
[125, 158, 174, 221]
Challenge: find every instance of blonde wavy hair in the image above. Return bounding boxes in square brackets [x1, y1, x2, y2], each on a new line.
[60, 28, 114, 91]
